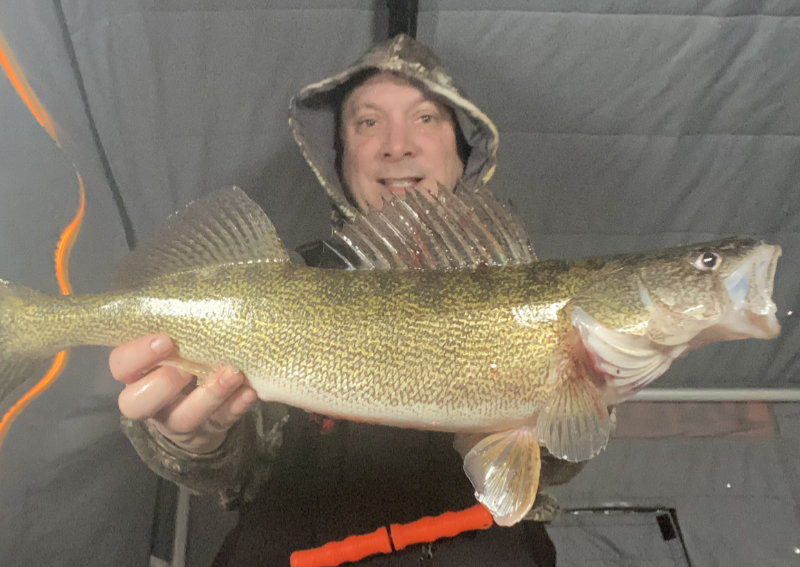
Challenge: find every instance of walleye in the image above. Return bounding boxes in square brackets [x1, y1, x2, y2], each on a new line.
[0, 186, 781, 525]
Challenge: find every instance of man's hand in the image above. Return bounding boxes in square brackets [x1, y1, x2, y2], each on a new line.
[110, 334, 258, 454]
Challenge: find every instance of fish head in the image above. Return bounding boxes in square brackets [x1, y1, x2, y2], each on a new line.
[565, 238, 781, 400]
[634, 238, 781, 346]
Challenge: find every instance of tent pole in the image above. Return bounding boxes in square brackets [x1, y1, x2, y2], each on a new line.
[387, 0, 418, 38]
[632, 388, 800, 402]
[170, 487, 190, 567]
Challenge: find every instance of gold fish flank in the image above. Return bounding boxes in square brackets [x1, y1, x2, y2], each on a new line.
[0, 187, 781, 526]
[9, 260, 588, 431]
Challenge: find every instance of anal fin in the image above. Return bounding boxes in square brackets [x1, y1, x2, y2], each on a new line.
[455, 428, 541, 526]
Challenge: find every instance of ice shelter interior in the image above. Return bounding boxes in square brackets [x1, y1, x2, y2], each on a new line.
[0, 2, 798, 566]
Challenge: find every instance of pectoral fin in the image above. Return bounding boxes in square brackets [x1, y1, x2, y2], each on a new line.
[455, 427, 541, 526]
[537, 327, 612, 462]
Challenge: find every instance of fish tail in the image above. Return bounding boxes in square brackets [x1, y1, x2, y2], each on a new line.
[0, 279, 64, 409]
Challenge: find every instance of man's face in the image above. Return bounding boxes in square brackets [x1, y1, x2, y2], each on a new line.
[340, 73, 464, 212]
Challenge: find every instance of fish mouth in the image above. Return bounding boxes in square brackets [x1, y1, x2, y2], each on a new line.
[713, 242, 781, 340]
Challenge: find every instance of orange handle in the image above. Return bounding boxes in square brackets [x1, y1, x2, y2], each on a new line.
[389, 503, 494, 550]
[290, 527, 392, 567]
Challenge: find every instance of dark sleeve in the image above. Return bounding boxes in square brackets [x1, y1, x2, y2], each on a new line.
[120, 402, 289, 509]
[295, 238, 357, 269]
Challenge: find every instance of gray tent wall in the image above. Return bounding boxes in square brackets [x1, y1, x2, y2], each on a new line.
[0, 1, 797, 566]
[0, 3, 155, 566]
[0, 2, 382, 565]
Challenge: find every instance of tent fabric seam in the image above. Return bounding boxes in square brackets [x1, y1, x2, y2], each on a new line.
[54, 0, 137, 250]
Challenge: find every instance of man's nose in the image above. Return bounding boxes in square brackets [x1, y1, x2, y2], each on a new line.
[381, 122, 417, 160]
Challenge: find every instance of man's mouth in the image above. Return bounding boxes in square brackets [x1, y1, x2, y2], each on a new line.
[379, 177, 423, 194]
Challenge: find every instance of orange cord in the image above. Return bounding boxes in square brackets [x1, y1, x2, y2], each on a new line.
[0, 30, 84, 446]
[290, 527, 393, 567]
[0, 32, 59, 142]
[0, 351, 70, 446]
[389, 502, 494, 551]
[54, 170, 85, 295]
[289, 504, 494, 567]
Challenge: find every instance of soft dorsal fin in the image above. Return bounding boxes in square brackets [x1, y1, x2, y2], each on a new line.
[112, 186, 289, 289]
[330, 182, 536, 270]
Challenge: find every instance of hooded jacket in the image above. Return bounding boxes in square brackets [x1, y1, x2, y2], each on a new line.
[289, 33, 499, 221]
[122, 37, 581, 565]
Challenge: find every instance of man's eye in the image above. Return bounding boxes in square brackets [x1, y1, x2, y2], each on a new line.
[419, 114, 435, 123]
[358, 118, 377, 128]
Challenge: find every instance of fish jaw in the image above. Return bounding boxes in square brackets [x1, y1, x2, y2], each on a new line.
[719, 243, 781, 339]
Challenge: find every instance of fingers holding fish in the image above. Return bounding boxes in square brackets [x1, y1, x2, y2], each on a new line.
[116, 364, 195, 421]
[160, 366, 247, 432]
[148, 366, 258, 454]
[109, 334, 258, 453]
[109, 334, 177, 384]
[226, 384, 259, 418]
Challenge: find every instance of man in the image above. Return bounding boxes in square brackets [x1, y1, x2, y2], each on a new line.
[113, 35, 579, 565]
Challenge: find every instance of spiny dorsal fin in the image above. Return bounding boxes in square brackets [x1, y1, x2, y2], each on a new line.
[331, 182, 535, 270]
[112, 186, 289, 289]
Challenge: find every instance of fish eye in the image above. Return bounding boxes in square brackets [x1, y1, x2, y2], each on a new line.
[693, 251, 721, 271]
